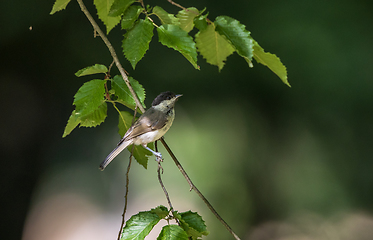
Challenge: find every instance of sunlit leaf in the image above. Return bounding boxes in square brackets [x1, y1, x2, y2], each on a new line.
[94, 0, 121, 34]
[195, 24, 235, 70]
[62, 110, 80, 137]
[153, 6, 179, 25]
[75, 64, 108, 77]
[253, 40, 290, 87]
[177, 7, 199, 33]
[50, 0, 72, 14]
[157, 24, 199, 69]
[122, 18, 154, 69]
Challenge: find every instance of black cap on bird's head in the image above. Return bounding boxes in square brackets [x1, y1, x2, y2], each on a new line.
[152, 91, 182, 106]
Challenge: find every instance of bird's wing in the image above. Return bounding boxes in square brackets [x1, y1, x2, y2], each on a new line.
[118, 108, 168, 144]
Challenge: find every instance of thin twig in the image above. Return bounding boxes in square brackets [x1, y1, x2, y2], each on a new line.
[117, 104, 139, 240]
[76, 0, 145, 114]
[167, 0, 187, 10]
[117, 146, 133, 240]
[76, 1, 240, 238]
[160, 138, 241, 240]
[155, 141, 180, 225]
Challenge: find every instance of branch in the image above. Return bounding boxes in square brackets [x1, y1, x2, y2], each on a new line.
[76, 0, 145, 113]
[167, 0, 187, 10]
[155, 141, 180, 225]
[117, 150, 133, 240]
[160, 138, 241, 240]
[75, 1, 240, 238]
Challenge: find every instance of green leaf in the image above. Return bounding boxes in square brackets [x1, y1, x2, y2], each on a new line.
[109, 0, 136, 17]
[117, 111, 152, 169]
[179, 211, 208, 238]
[50, 0, 71, 14]
[157, 24, 199, 69]
[153, 6, 179, 25]
[117, 111, 135, 137]
[80, 102, 107, 127]
[215, 16, 254, 67]
[193, 14, 208, 31]
[121, 5, 144, 30]
[157, 225, 189, 240]
[94, 0, 121, 34]
[176, 7, 199, 33]
[111, 75, 146, 110]
[253, 40, 290, 87]
[122, 18, 154, 69]
[172, 211, 208, 240]
[195, 23, 235, 71]
[73, 80, 106, 117]
[151, 205, 169, 219]
[121, 210, 161, 240]
[63, 83, 107, 138]
[62, 110, 80, 137]
[131, 143, 153, 169]
[75, 64, 108, 77]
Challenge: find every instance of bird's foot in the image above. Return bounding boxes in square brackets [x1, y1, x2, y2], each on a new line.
[154, 152, 163, 163]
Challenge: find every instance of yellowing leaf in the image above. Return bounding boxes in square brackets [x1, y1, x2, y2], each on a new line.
[195, 24, 235, 71]
[153, 6, 179, 25]
[94, 0, 121, 34]
[75, 64, 108, 77]
[50, 0, 72, 14]
[177, 7, 199, 33]
[253, 40, 290, 87]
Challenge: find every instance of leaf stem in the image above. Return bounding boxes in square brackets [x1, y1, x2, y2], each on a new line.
[160, 138, 241, 240]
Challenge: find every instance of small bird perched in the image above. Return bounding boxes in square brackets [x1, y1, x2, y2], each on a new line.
[99, 91, 182, 170]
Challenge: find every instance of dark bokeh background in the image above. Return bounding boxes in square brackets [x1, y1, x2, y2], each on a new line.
[1, 0, 373, 239]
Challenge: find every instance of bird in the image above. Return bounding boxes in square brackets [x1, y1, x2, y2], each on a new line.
[99, 91, 182, 170]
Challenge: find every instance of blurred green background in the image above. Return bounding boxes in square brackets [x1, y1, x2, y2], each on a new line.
[1, 0, 373, 239]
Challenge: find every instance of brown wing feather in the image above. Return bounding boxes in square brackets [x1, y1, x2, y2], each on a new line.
[118, 108, 168, 145]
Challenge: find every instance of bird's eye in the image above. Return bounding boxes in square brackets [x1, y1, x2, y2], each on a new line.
[166, 96, 171, 100]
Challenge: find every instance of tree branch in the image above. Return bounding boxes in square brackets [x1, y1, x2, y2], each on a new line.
[160, 138, 241, 240]
[76, 0, 145, 114]
[75, 1, 240, 239]
[117, 150, 133, 240]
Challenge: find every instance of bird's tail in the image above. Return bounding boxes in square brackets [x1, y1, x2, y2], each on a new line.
[99, 140, 131, 170]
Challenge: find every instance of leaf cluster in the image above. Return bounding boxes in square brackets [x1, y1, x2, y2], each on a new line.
[121, 206, 208, 240]
[50, 0, 290, 86]
[63, 64, 151, 168]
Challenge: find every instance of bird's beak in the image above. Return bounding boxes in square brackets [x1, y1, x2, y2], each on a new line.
[175, 94, 183, 99]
